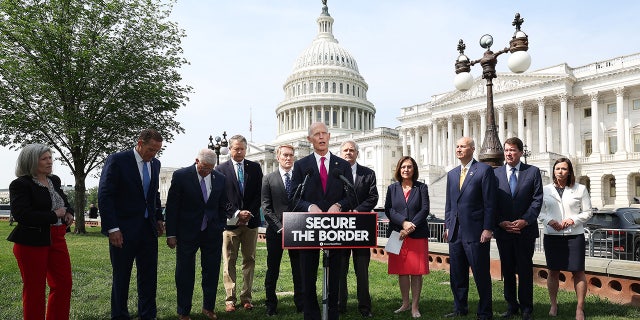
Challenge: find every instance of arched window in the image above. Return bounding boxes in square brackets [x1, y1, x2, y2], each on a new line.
[347, 84, 350, 95]
[339, 83, 343, 94]
[332, 82, 336, 93]
[324, 82, 329, 93]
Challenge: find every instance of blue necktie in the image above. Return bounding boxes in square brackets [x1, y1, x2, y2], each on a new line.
[237, 162, 244, 194]
[200, 177, 208, 230]
[284, 172, 292, 197]
[509, 167, 517, 196]
[142, 161, 150, 218]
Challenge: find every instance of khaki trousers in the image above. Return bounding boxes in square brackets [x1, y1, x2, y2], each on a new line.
[222, 226, 258, 304]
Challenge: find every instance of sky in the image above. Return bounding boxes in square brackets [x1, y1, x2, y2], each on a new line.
[2, 0, 640, 189]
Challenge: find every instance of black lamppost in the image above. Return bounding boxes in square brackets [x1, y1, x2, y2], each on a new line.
[454, 13, 531, 167]
[523, 144, 531, 164]
[208, 131, 229, 166]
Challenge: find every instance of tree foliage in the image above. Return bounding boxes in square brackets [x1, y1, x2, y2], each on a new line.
[0, 0, 191, 232]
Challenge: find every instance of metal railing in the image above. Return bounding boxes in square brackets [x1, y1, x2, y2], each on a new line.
[377, 221, 640, 262]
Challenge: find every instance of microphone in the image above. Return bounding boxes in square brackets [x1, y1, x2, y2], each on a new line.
[332, 168, 354, 190]
[298, 168, 313, 196]
[291, 168, 313, 211]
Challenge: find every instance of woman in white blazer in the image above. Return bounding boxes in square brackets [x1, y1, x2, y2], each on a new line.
[539, 158, 592, 320]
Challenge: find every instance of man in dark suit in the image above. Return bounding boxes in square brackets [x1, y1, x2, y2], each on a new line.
[165, 148, 233, 320]
[290, 122, 354, 320]
[216, 134, 263, 312]
[98, 129, 165, 320]
[444, 137, 496, 320]
[262, 144, 303, 316]
[337, 140, 378, 317]
[494, 137, 543, 320]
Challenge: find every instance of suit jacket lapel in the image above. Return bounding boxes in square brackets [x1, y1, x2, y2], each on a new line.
[354, 166, 363, 189]
[458, 161, 474, 198]
[225, 161, 241, 196]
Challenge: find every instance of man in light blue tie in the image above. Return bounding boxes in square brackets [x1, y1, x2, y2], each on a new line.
[216, 134, 263, 312]
[98, 129, 165, 320]
[165, 148, 232, 320]
[493, 137, 543, 320]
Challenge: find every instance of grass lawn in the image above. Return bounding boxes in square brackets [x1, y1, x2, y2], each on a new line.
[0, 223, 638, 319]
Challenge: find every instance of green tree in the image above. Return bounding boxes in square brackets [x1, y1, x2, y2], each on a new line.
[0, 0, 190, 233]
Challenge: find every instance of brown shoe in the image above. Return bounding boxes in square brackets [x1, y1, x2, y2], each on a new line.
[225, 303, 236, 312]
[243, 302, 254, 310]
[202, 308, 218, 320]
[178, 315, 191, 320]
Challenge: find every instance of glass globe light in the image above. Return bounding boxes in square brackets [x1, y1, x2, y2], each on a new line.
[454, 72, 474, 91]
[507, 50, 531, 73]
[479, 34, 493, 49]
[220, 147, 229, 155]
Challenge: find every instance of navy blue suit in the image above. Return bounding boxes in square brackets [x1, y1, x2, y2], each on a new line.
[494, 163, 543, 315]
[444, 159, 496, 319]
[385, 181, 430, 239]
[164, 165, 231, 316]
[98, 149, 163, 320]
[290, 153, 353, 320]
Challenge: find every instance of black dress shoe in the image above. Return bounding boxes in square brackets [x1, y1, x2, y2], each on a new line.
[522, 312, 532, 320]
[266, 308, 277, 316]
[500, 310, 519, 318]
[360, 311, 373, 317]
[444, 311, 468, 317]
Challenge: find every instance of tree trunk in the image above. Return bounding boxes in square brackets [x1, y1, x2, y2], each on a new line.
[73, 174, 87, 234]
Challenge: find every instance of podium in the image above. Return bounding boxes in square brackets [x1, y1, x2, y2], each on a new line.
[283, 212, 377, 320]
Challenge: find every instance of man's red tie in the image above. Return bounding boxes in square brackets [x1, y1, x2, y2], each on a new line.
[320, 156, 327, 193]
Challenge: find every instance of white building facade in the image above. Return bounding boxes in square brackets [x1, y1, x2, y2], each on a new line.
[399, 53, 640, 209]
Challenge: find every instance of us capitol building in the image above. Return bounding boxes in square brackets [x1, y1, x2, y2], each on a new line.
[161, 1, 640, 213]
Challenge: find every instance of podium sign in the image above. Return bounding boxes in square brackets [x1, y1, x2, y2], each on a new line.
[282, 212, 377, 249]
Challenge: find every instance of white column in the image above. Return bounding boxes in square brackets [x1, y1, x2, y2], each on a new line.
[537, 97, 547, 153]
[559, 94, 568, 155]
[615, 87, 627, 154]
[546, 107, 553, 152]
[568, 98, 576, 157]
[462, 112, 470, 137]
[525, 108, 533, 151]
[428, 124, 434, 165]
[441, 120, 448, 167]
[447, 116, 454, 167]
[472, 117, 479, 152]
[506, 110, 514, 139]
[401, 129, 408, 156]
[516, 101, 525, 140]
[347, 107, 351, 129]
[590, 92, 600, 157]
[497, 105, 505, 143]
[414, 127, 421, 167]
[433, 121, 440, 165]
[479, 110, 486, 148]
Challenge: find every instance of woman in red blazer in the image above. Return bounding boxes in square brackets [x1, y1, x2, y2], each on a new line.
[7, 144, 74, 320]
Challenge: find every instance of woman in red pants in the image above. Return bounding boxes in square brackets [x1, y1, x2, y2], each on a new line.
[7, 144, 75, 320]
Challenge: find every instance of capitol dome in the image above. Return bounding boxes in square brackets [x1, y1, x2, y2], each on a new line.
[275, 2, 375, 142]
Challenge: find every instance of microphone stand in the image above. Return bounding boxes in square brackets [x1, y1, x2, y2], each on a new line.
[322, 248, 329, 320]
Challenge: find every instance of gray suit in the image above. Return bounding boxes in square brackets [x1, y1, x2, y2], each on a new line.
[262, 169, 303, 313]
